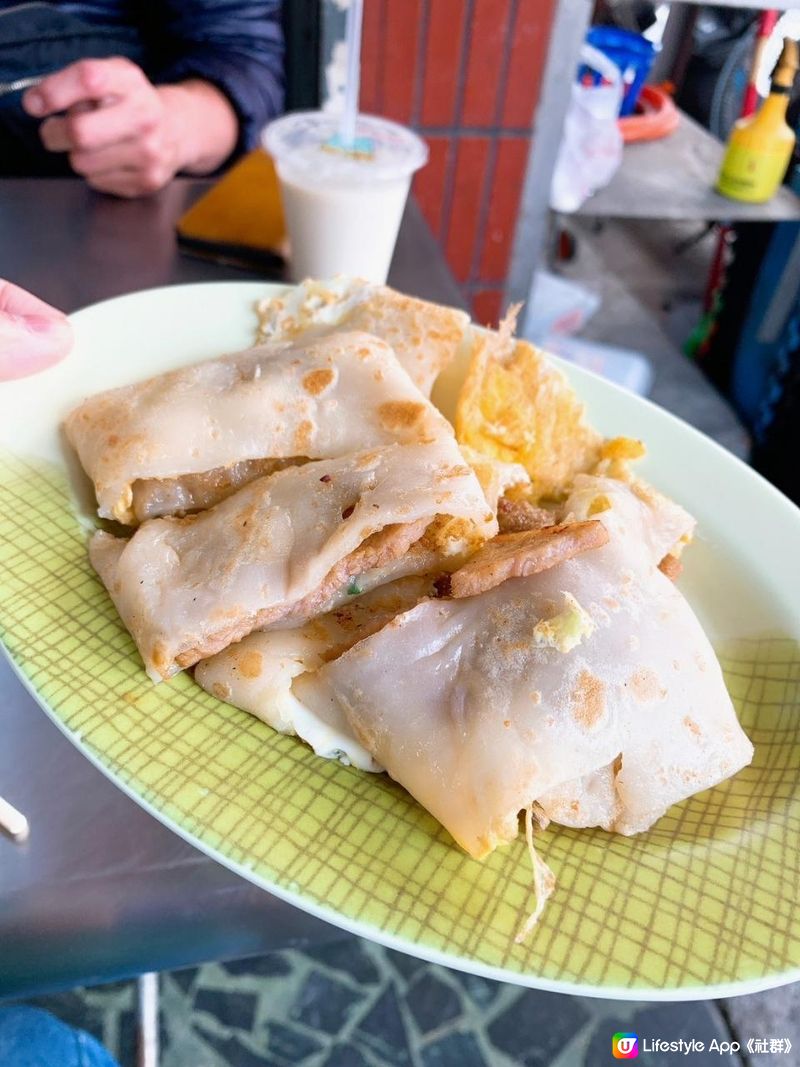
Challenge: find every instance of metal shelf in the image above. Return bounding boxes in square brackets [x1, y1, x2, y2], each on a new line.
[668, 0, 800, 9]
[504, 0, 800, 306]
[572, 109, 800, 221]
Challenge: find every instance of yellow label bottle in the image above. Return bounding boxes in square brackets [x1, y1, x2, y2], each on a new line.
[717, 38, 798, 203]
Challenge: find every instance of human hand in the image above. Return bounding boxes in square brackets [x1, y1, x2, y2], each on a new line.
[0, 281, 72, 381]
[23, 58, 184, 197]
[22, 58, 238, 198]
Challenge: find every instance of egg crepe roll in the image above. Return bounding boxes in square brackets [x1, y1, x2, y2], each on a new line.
[195, 575, 436, 772]
[65, 330, 452, 524]
[309, 479, 753, 858]
[90, 440, 495, 682]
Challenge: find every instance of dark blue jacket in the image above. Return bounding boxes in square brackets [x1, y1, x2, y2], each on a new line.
[0, 1, 284, 173]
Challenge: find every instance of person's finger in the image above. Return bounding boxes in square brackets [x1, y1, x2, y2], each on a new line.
[0, 316, 73, 380]
[38, 115, 71, 152]
[85, 165, 169, 198]
[40, 92, 157, 155]
[70, 125, 170, 178]
[22, 57, 140, 118]
[61, 96, 159, 155]
[0, 282, 73, 381]
[69, 137, 141, 176]
[0, 280, 67, 319]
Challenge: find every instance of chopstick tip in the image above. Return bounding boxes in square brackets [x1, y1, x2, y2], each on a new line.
[0, 796, 30, 843]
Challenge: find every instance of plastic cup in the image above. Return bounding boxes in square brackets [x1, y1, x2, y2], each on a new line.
[263, 111, 428, 284]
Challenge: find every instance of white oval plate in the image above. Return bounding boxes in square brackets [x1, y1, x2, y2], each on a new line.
[0, 282, 798, 1000]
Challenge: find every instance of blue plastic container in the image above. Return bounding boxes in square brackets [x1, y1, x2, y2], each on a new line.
[586, 26, 657, 117]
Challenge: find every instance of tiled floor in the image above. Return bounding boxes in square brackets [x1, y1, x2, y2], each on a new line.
[19, 936, 764, 1067]
[556, 215, 750, 458]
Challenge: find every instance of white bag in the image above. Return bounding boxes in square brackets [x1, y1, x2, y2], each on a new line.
[523, 270, 600, 341]
[550, 44, 624, 213]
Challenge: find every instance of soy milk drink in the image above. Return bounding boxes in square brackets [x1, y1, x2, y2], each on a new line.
[263, 112, 428, 283]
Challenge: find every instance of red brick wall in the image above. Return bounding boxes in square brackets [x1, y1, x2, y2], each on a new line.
[360, 0, 557, 323]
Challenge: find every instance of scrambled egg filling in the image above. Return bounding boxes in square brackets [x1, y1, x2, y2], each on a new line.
[532, 592, 595, 654]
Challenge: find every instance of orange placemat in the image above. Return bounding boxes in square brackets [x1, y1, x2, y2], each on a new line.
[177, 149, 286, 269]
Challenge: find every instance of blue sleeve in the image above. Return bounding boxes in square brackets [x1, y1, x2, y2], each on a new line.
[152, 1, 284, 155]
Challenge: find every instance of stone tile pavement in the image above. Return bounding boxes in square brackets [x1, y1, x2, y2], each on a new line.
[17, 935, 798, 1066]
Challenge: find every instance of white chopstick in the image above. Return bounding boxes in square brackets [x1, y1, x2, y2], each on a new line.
[0, 794, 29, 841]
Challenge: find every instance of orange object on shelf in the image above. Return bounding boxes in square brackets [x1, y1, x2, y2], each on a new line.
[618, 85, 679, 143]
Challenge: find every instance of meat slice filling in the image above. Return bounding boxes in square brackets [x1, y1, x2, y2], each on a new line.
[450, 521, 609, 599]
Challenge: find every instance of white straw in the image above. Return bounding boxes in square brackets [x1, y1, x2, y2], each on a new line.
[339, 0, 364, 147]
[0, 795, 29, 841]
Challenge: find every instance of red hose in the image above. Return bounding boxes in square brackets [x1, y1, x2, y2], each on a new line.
[618, 85, 679, 143]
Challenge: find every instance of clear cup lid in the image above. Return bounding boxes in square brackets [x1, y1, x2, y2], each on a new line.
[262, 111, 428, 184]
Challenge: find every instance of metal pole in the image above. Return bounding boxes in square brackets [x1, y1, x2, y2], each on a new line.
[136, 972, 159, 1067]
[504, 0, 594, 317]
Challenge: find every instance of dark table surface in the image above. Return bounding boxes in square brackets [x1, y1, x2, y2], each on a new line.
[0, 179, 466, 999]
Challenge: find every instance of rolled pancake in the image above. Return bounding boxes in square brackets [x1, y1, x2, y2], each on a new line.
[310, 480, 752, 858]
[256, 277, 470, 396]
[65, 330, 452, 524]
[91, 440, 495, 682]
[196, 576, 435, 772]
[563, 472, 695, 566]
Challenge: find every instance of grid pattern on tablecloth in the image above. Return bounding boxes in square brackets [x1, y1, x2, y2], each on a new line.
[1, 453, 798, 993]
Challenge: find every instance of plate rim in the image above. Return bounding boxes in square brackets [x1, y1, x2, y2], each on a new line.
[3, 280, 799, 1000]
